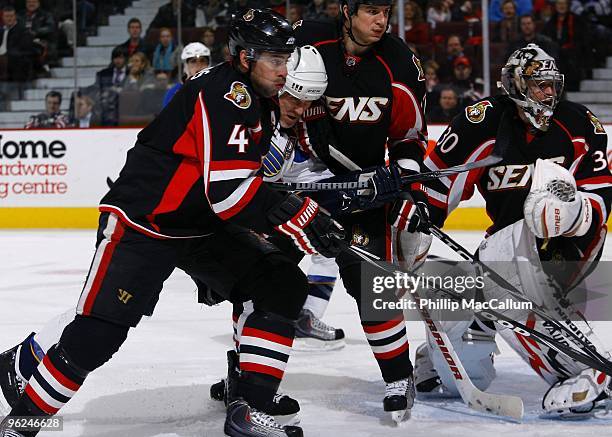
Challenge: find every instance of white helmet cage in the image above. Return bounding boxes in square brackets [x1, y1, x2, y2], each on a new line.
[499, 44, 564, 131]
[181, 42, 211, 62]
[281, 45, 328, 101]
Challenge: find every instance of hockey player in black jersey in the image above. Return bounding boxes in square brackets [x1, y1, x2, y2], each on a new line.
[412, 44, 612, 418]
[0, 9, 344, 437]
[286, 0, 430, 423]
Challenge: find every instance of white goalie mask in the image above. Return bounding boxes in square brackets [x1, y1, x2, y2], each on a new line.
[281, 45, 328, 101]
[499, 44, 564, 131]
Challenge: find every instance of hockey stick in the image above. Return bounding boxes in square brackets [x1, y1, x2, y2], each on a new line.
[349, 240, 612, 375]
[342, 244, 525, 420]
[267, 154, 503, 192]
[428, 225, 612, 373]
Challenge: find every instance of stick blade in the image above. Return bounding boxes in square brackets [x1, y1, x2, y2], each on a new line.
[466, 390, 524, 420]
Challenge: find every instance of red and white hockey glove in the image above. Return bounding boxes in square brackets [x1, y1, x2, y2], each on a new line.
[268, 194, 344, 258]
[388, 183, 431, 233]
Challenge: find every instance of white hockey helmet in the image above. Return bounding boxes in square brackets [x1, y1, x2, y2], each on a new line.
[281, 45, 327, 101]
[499, 44, 564, 131]
[181, 42, 211, 61]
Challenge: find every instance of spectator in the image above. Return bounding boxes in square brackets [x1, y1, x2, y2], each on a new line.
[163, 42, 210, 107]
[326, 0, 341, 21]
[451, 56, 483, 105]
[71, 94, 101, 128]
[288, 5, 303, 24]
[303, 0, 327, 21]
[437, 34, 468, 82]
[115, 18, 151, 60]
[123, 52, 156, 91]
[542, 0, 590, 90]
[493, 0, 522, 42]
[152, 27, 177, 74]
[571, 0, 611, 16]
[427, 88, 461, 123]
[96, 46, 129, 91]
[425, 60, 440, 92]
[94, 46, 129, 126]
[0, 5, 35, 82]
[506, 14, 560, 59]
[451, 0, 481, 21]
[424, 60, 441, 112]
[427, 0, 452, 28]
[200, 26, 223, 66]
[24, 90, 70, 128]
[148, 0, 195, 31]
[572, 0, 612, 67]
[193, 0, 227, 28]
[490, 0, 533, 21]
[19, 0, 56, 74]
[404, 1, 430, 44]
[268, 0, 287, 16]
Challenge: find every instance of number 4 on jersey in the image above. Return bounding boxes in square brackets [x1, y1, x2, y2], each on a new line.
[228, 124, 249, 153]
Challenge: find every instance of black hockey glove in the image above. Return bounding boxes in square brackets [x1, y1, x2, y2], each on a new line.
[268, 194, 345, 258]
[365, 163, 403, 207]
[388, 184, 432, 234]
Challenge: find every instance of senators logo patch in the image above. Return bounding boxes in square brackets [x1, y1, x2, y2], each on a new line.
[224, 81, 251, 109]
[465, 100, 492, 124]
[292, 20, 303, 29]
[243, 9, 254, 21]
[413, 54, 425, 81]
[587, 111, 605, 134]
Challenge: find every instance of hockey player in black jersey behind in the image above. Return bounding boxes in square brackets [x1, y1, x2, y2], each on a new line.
[413, 44, 612, 418]
[0, 9, 344, 437]
[290, 0, 430, 423]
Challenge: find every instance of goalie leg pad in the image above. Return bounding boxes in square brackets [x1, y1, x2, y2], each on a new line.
[425, 318, 497, 397]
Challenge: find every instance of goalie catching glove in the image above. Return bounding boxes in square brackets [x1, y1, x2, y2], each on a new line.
[268, 194, 344, 258]
[524, 159, 592, 238]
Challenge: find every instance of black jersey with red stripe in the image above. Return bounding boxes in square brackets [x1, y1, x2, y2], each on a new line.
[294, 20, 428, 171]
[423, 96, 611, 249]
[100, 62, 284, 238]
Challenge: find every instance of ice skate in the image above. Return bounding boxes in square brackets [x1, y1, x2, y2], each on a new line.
[293, 309, 345, 351]
[224, 399, 303, 437]
[414, 343, 450, 398]
[211, 351, 300, 425]
[384, 376, 415, 424]
[0, 339, 29, 411]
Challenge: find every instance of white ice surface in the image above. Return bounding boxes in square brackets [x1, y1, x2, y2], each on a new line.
[0, 230, 611, 437]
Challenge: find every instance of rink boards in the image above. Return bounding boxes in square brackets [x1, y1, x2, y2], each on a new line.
[0, 125, 610, 230]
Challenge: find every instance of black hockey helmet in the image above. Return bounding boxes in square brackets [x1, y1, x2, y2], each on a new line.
[342, 0, 394, 16]
[228, 8, 296, 60]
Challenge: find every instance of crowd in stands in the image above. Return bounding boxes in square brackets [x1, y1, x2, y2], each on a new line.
[0, 0, 610, 127]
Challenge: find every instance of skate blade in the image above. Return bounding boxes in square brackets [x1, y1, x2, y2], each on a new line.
[274, 412, 300, 427]
[540, 410, 595, 421]
[391, 408, 411, 425]
[292, 337, 345, 352]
